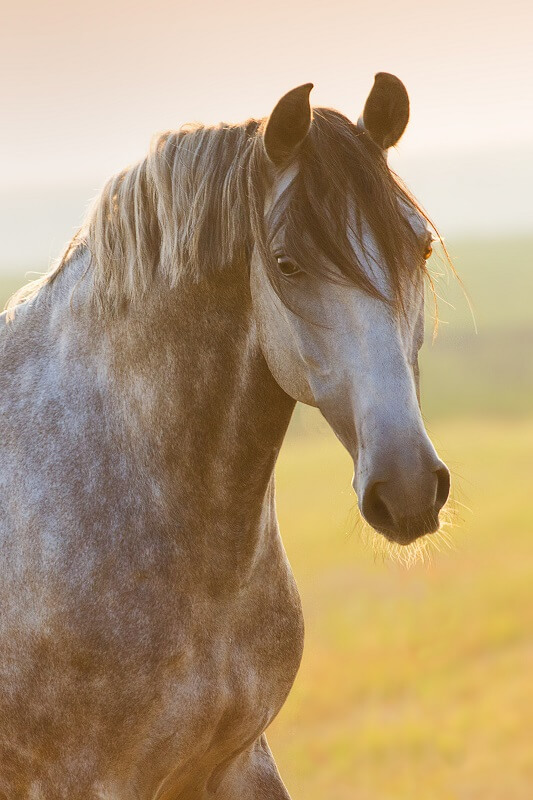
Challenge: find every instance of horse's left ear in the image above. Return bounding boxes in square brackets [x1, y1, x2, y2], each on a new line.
[263, 84, 313, 166]
[362, 73, 409, 150]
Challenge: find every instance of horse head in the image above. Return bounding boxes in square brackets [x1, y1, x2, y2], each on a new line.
[250, 76, 450, 545]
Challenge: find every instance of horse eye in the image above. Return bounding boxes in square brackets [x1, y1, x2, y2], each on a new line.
[424, 242, 433, 260]
[276, 256, 301, 277]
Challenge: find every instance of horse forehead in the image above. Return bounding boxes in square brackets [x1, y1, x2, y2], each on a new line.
[264, 163, 299, 215]
[266, 164, 428, 239]
[398, 195, 430, 238]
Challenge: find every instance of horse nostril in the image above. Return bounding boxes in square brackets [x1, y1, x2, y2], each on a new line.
[434, 466, 450, 512]
[362, 482, 394, 532]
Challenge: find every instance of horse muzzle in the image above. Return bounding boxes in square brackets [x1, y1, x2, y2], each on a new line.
[356, 458, 450, 545]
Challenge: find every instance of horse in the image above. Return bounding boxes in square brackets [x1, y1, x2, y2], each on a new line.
[0, 73, 450, 799]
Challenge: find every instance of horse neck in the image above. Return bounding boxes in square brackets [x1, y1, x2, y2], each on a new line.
[81, 262, 296, 560]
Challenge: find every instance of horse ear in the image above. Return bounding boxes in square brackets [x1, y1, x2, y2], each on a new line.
[263, 83, 313, 166]
[362, 73, 409, 150]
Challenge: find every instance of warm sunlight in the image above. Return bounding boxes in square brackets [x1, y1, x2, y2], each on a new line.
[0, 3, 531, 798]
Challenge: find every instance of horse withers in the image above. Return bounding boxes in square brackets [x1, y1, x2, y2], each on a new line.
[0, 73, 449, 799]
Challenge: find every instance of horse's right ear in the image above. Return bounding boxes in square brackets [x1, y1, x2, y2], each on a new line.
[263, 84, 313, 167]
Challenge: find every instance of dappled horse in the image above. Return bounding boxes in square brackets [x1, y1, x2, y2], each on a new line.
[0, 74, 450, 798]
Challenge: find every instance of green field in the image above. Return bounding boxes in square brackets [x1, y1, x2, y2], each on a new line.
[1, 236, 532, 798]
[419, 236, 533, 418]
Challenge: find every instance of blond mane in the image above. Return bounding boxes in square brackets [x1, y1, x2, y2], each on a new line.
[6, 120, 266, 317]
[7, 110, 440, 318]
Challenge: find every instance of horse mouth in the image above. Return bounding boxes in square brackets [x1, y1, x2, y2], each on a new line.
[369, 510, 441, 546]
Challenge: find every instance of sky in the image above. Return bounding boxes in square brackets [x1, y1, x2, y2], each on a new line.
[0, 0, 532, 267]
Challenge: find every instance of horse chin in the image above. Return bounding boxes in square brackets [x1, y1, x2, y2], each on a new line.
[368, 510, 441, 547]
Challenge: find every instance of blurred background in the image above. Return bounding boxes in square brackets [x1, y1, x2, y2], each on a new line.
[1, 1, 532, 797]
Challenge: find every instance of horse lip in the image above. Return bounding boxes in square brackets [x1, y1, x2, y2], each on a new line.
[368, 512, 441, 545]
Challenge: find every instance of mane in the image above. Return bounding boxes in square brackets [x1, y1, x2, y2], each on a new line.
[6, 109, 440, 317]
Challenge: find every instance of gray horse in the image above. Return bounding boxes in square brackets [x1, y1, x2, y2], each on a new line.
[0, 74, 449, 799]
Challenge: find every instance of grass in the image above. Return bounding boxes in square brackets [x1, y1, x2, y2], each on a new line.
[1, 236, 532, 797]
[418, 235, 533, 418]
[268, 415, 533, 799]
